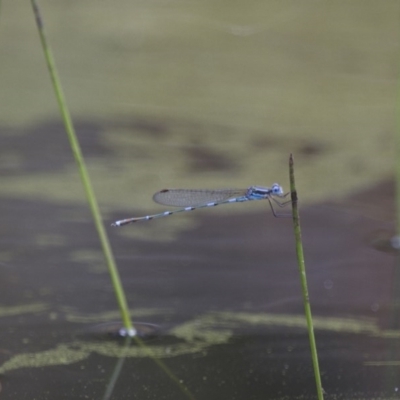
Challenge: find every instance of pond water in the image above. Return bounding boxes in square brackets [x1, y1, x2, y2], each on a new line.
[0, 1, 399, 399]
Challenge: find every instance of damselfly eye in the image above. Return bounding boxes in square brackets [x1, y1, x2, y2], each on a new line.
[272, 184, 283, 195]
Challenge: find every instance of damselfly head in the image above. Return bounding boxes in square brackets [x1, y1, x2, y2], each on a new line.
[271, 183, 284, 196]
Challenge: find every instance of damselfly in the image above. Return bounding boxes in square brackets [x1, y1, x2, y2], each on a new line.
[112, 183, 288, 227]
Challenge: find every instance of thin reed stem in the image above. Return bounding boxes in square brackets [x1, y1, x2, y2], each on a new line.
[396, 48, 400, 236]
[30, 0, 133, 335]
[289, 154, 324, 400]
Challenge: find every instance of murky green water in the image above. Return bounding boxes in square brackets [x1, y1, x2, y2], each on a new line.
[0, 1, 399, 399]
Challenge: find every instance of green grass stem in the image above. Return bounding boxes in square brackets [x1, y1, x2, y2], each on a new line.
[396, 53, 400, 235]
[289, 154, 324, 400]
[30, 0, 133, 335]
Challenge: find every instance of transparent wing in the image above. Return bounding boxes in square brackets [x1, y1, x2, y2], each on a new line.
[152, 189, 247, 207]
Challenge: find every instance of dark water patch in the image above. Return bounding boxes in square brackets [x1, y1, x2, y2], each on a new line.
[298, 141, 328, 156]
[119, 117, 169, 137]
[184, 144, 237, 173]
[0, 178, 398, 398]
[0, 115, 267, 177]
[0, 120, 112, 176]
[252, 135, 330, 158]
[1, 326, 399, 399]
[340, 179, 394, 223]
